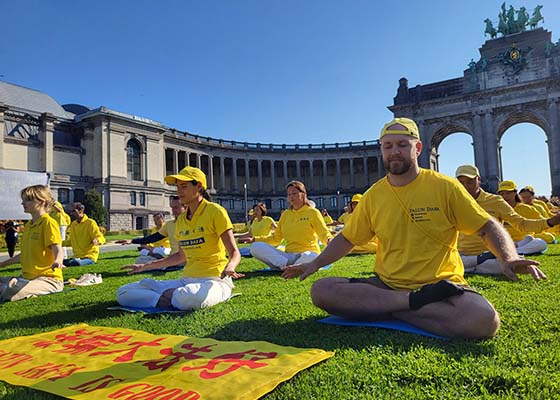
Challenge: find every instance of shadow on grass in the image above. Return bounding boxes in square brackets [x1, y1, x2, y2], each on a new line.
[5, 300, 117, 330]
[99, 254, 137, 261]
[208, 316, 496, 357]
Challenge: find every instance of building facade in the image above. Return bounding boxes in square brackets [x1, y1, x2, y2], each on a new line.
[0, 82, 384, 230]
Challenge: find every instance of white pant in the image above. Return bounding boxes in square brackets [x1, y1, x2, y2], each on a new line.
[139, 247, 171, 257]
[516, 235, 547, 255]
[250, 242, 318, 270]
[116, 276, 233, 311]
[461, 255, 502, 275]
[60, 225, 68, 259]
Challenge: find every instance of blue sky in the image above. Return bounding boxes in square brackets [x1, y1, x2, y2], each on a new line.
[3, 0, 559, 195]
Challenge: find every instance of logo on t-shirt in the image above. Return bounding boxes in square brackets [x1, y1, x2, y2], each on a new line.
[409, 206, 440, 222]
[180, 237, 205, 247]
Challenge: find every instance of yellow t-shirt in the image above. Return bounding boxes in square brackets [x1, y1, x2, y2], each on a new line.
[323, 214, 334, 224]
[250, 216, 276, 237]
[48, 202, 71, 227]
[255, 205, 332, 254]
[338, 212, 350, 224]
[505, 203, 546, 242]
[159, 220, 179, 253]
[64, 214, 106, 261]
[20, 214, 63, 281]
[459, 190, 549, 255]
[175, 199, 233, 278]
[342, 169, 490, 290]
[148, 225, 171, 249]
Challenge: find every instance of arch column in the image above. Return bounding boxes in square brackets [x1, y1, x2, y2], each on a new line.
[471, 111, 487, 179]
[548, 98, 560, 195]
[482, 110, 500, 191]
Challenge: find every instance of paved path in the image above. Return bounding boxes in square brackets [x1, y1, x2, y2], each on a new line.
[0, 242, 137, 263]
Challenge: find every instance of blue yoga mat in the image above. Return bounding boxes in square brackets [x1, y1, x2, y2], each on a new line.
[259, 264, 332, 272]
[318, 316, 448, 340]
[108, 293, 242, 314]
[239, 247, 253, 257]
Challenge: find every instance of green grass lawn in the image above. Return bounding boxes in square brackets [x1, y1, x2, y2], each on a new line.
[0, 245, 559, 399]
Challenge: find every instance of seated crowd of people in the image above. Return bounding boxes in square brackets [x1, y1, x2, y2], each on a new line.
[0, 117, 557, 340]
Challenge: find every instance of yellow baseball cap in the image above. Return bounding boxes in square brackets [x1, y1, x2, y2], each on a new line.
[380, 117, 420, 139]
[165, 166, 207, 189]
[351, 194, 363, 203]
[498, 180, 517, 192]
[455, 165, 480, 179]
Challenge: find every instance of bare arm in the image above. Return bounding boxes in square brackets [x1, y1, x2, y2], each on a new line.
[51, 244, 64, 269]
[220, 229, 244, 279]
[282, 233, 354, 280]
[121, 250, 185, 274]
[478, 219, 546, 281]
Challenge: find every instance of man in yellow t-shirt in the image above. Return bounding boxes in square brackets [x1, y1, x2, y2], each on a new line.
[456, 166, 560, 275]
[519, 185, 560, 238]
[117, 196, 185, 268]
[63, 202, 106, 266]
[283, 117, 546, 339]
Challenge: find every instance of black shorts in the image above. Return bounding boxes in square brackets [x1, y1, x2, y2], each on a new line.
[348, 274, 479, 294]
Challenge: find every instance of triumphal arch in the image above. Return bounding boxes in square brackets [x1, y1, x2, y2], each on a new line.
[389, 5, 560, 194]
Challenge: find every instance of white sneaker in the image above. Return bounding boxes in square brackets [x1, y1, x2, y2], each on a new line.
[71, 273, 103, 287]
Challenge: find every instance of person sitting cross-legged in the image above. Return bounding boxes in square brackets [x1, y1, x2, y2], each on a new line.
[283, 117, 546, 339]
[456, 165, 560, 275]
[0, 185, 64, 301]
[117, 166, 244, 311]
[62, 202, 106, 267]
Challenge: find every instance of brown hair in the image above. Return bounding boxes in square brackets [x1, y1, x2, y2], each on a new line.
[286, 180, 311, 209]
[253, 202, 268, 216]
[20, 185, 53, 211]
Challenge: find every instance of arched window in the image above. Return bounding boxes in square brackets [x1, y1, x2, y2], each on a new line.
[127, 139, 142, 181]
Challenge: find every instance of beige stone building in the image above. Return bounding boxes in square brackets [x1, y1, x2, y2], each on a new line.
[0, 81, 384, 230]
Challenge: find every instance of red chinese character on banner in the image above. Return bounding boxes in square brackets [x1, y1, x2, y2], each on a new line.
[90, 338, 165, 362]
[181, 349, 278, 379]
[139, 343, 215, 372]
[33, 328, 132, 355]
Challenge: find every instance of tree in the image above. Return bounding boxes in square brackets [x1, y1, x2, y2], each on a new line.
[84, 189, 107, 227]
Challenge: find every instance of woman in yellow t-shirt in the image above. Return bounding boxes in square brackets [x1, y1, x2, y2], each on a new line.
[238, 202, 277, 243]
[118, 166, 244, 311]
[246, 180, 332, 270]
[0, 185, 64, 301]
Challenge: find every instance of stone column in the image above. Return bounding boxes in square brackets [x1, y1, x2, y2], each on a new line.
[548, 98, 560, 195]
[322, 159, 328, 190]
[271, 161, 277, 194]
[208, 155, 214, 191]
[245, 159, 250, 192]
[416, 120, 431, 168]
[196, 153, 201, 168]
[185, 152, 190, 166]
[335, 159, 341, 189]
[257, 159, 263, 192]
[232, 158, 238, 191]
[350, 158, 355, 188]
[173, 149, 179, 174]
[363, 156, 369, 186]
[377, 156, 384, 179]
[483, 110, 500, 192]
[0, 103, 7, 169]
[471, 111, 487, 180]
[309, 160, 314, 190]
[220, 157, 226, 191]
[296, 160, 301, 180]
[283, 160, 288, 184]
[40, 112, 56, 174]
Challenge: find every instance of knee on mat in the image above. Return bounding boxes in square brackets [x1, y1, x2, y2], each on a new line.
[310, 279, 333, 309]
[172, 283, 213, 310]
[249, 242, 268, 257]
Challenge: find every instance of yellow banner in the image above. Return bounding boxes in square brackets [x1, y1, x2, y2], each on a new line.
[0, 324, 333, 399]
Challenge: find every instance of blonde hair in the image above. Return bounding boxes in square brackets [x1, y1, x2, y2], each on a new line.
[286, 180, 311, 209]
[20, 185, 53, 211]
